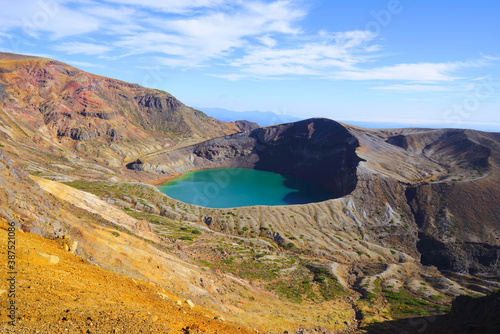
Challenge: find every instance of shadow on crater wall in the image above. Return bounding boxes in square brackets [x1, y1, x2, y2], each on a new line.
[248, 118, 361, 198]
[280, 177, 335, 205]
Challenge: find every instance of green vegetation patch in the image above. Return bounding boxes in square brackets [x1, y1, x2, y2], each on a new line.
[383, 288, 450, 318]
[267, 270, 315, 303]
[201, 257, 281, 281]
[268, 265, 346, 303]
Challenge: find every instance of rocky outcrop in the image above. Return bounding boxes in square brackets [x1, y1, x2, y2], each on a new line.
[135, 92, 182, 110]
[232, 120, 260, 132]
[0, 82, 7, 99]
[406, 179, 500, 275]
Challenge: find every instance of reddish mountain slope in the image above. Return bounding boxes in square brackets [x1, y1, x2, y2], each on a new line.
[0, 52, 251, 169]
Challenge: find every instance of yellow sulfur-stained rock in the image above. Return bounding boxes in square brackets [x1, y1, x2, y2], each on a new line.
[27, 251, 60, 266]
[0, 218, 10, 230]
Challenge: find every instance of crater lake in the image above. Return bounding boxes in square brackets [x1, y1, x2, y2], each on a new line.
[158, 168, 334, 208]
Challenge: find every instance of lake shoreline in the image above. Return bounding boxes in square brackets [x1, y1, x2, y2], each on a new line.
[156, 168, 334, 208]
[149, 171, 193, 186]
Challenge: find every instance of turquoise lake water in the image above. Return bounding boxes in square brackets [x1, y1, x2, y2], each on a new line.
[158, 168, 333, 208]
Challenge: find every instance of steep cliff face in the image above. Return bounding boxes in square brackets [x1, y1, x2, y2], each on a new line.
[396, 129, 500, 275]
[405, 170, 500, 275]
[346, 126, 500, 275]
[406, 181, 500, 275]
[249, 119, 360, 197]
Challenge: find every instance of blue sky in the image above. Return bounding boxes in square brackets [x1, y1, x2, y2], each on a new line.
[1, 0, 499, 131]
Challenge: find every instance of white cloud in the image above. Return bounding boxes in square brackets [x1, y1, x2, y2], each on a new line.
[335, 62, 462, 82]
[481, 54, 500, 61]
[114, 1, 305, 67]
[115, 32, 194, 57]
[0, 0, 497, 92]
[226, 30, 379, 78]
[43, 7, 101, 39]
[54, 42, 112, 55]
[334, 57, 492, 82]
[210, 73, 246, 81]
[80, 4, 136, 21]
[101, 0, 228, 14]
[257, 35, 277, 48]
[0, 1, 100, 39]
[329, 30, 375, 49]
[371, 84, 454, 92]
[155, 56, 202, 68]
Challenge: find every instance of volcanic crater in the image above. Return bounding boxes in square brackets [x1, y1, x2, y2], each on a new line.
[127, 118, 362, 200]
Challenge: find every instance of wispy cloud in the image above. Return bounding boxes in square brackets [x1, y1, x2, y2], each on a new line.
[371, 84, 454, 92]
[481, 54, 500, 61]
[112, 1, 305, 68]
[336, 62, 461, 82]
[257, 35, 277, 48]
[227, 30, 379, 78]
[54, 42, 112, 55]
[210, 73, 247, 81]
[80, 3, 137, 22]
[335, 57, 492, 82]
[102, 0, 228, 14]
[0, 0, 100, 39]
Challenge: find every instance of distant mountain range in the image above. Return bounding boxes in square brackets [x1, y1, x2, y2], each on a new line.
[198, 107, 304, 127]
[200, 107, 499, 133]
